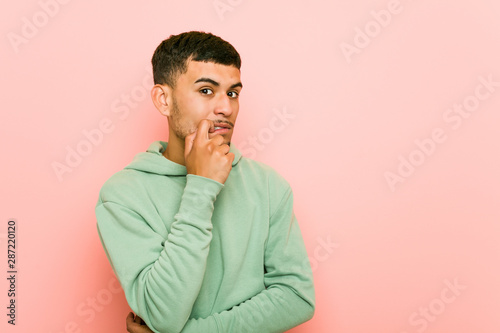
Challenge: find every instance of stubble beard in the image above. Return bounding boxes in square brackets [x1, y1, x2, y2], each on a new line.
[169, 95, 195, 141]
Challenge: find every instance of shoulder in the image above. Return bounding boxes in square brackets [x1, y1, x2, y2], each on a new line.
[237, 156, 293, 203]
[240, 156, 290, 183]
[96, 168, 147, 206]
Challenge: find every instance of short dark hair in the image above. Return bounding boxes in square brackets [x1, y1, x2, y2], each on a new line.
[151, 31, 242, 88]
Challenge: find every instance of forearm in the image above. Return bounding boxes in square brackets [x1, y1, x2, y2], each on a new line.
[182, 191, 316, 333]
[181, 284, 314, 333]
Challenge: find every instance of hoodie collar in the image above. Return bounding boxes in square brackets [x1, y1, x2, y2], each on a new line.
[124, 141, 242, 176]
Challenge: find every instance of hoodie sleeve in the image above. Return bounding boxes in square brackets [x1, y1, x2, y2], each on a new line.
[96, 174, 223, 333]
[180, 185, 316, 333]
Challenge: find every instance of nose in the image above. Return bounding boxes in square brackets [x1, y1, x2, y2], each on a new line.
[213, 93, 234, 117]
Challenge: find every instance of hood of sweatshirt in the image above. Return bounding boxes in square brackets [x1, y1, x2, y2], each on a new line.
[124, 141, 242, 176]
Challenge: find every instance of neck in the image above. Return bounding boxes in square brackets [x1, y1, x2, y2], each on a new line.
[162, 134, 186, 166]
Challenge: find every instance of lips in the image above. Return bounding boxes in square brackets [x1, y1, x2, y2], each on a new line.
[213, 123, 231, 129]
[209, 121, 232, 133]
[211, 127, 230, 134]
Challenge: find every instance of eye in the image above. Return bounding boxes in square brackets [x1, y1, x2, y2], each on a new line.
[200, 88, 213, 95]
[228, 91, 239, 98]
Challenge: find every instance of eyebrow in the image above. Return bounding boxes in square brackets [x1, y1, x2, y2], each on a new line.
[194, 77, 243, 89]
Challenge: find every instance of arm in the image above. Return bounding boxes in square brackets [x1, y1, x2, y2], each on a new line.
[181, 186, 315, 333]
[96, 174, 223, 333]
[97, 120, 233, 333]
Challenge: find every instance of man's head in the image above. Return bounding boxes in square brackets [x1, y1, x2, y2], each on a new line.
[150, 31, 243, 152]
[152, 31, 241, 88]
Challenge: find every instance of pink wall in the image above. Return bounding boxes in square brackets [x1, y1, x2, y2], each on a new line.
[2, 1, 500, 332]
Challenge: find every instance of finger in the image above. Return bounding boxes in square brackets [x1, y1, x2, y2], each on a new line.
[195, 119, 214, 143]
[226, 152, 235, 164]
[126, 312, 134, 332]
[217, 143, 230, 155]
[211, 134, 225, 146]
[136, 315, 146, 325]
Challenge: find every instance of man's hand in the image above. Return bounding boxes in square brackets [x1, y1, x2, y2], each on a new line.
[184, 119, 235, 184]
[126, 312, 154, 333]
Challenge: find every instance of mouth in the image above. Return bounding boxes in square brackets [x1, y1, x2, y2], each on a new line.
[209, 121, 232, 134]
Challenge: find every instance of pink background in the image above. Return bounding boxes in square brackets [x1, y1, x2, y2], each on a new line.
[2, 0, 500, 332]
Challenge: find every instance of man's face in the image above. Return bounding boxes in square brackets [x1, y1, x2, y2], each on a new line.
[167, 60, 242, 145]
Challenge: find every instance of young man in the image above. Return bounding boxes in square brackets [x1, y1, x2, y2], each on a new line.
[96, 31, 315, 333]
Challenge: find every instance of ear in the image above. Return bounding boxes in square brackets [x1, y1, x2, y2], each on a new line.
[151, 84, 172, 117]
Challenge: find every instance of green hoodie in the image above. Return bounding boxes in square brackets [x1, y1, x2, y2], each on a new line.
[95, 141, 315, 333]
